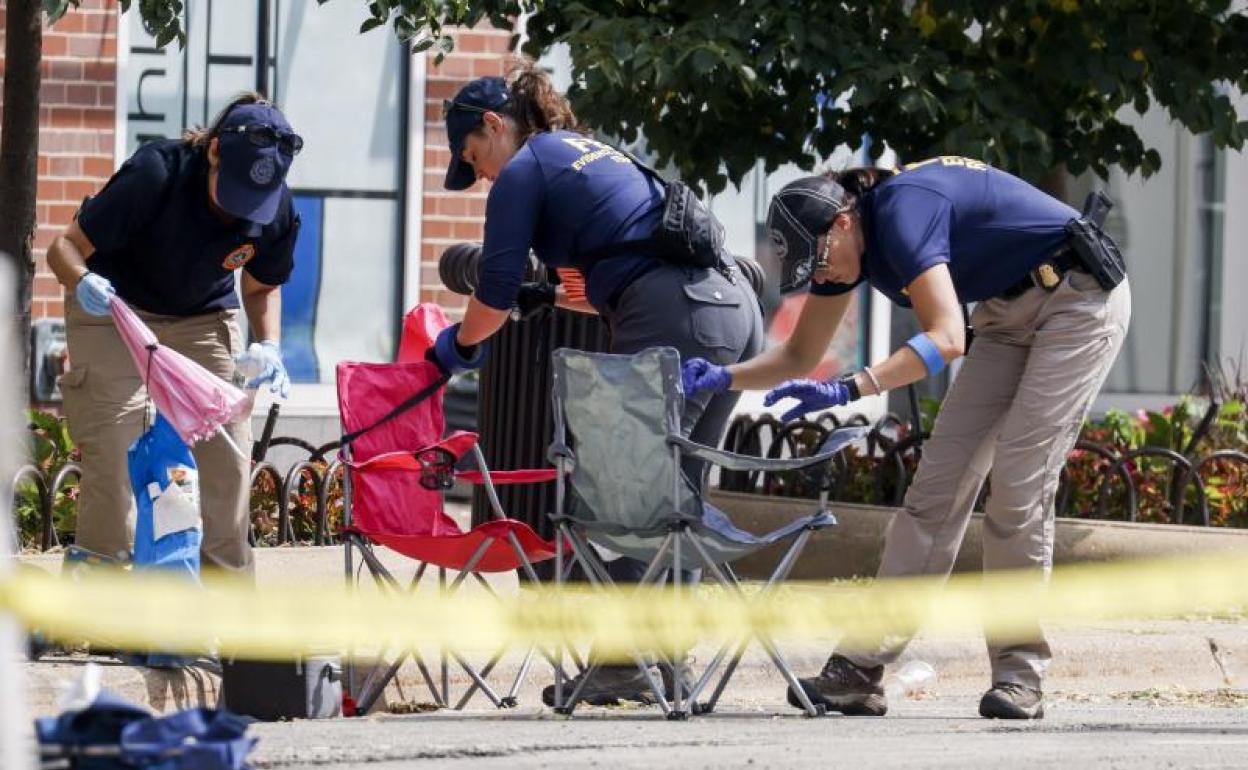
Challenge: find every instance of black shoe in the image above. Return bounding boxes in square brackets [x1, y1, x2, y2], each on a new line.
[979, 682, 1045, 719]
[786, 654, 887, 716]
[542, 665, 657, 707]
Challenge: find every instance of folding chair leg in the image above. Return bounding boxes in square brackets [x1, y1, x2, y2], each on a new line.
[702, 637, 750, 712]
[669, 531, 687, 720]
[555, 532, 684, 718]
[450, 650, 506, 708]
[413, 656, 446, 708]
[344, 535, 358, 698]
[504, 647, 536, 707]
[438, 568, 450, 705]
[452, 645, 507, 709]
[356, 648, 411, 714]
[686, 531, 826, 717]
[559, 660, 602, 716]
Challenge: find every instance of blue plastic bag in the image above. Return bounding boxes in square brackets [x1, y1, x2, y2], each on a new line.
[127, 414, 204, 667]
[128, 413, 203, 580]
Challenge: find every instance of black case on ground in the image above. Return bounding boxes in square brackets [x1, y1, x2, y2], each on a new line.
[221, 655, 342, 721]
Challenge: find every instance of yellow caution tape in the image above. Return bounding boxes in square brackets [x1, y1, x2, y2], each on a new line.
[2, 551, 1247, 661]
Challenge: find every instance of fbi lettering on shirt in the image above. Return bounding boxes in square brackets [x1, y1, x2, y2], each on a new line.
[904, 156, 990, 172]
[562, 137, 633, 171]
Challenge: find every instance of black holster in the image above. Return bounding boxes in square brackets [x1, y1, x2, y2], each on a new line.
[1065, 191, 1126, 291]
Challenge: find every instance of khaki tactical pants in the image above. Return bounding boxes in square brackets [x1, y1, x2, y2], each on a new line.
[61, 297, 254, 574]
[844, 271, 1131, 689]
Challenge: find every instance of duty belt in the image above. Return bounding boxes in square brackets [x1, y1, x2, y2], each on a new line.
[999, 247, 1080, 300]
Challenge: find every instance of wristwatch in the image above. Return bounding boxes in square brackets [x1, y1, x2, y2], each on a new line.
[837, 372, 862, 402]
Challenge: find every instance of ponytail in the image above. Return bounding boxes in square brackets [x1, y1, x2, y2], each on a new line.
[822, 166, 895, 211]
[183, 91, 271, 148]
[502, 59, 583, 140]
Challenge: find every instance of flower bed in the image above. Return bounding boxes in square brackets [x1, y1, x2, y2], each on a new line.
[13, 382, 1247, 552]
[717, 395, 1247, 527]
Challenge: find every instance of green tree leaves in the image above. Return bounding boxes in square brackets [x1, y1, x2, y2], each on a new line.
[524, 0, 1248, 191]
[50, 0, 1248, 193]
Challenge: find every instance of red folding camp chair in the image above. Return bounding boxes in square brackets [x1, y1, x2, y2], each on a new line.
[337, 304, 563, 713]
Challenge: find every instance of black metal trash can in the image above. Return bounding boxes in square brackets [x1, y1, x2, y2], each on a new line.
[436, 243, 611, 548]
[470, 308, 610, 542]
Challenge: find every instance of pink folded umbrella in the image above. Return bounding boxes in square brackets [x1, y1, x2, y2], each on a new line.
[109, 297, 250, 457]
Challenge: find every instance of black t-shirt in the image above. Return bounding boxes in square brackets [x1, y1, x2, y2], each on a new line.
[77, 140, 299, 316]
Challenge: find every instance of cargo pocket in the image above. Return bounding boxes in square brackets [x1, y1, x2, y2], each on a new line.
[58, 366, 90, 442]
[683, 274, 746, 354]
[215, 311, 246, 387]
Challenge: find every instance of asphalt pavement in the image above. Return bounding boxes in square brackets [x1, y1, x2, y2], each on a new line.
[245, 696, 1248, 769]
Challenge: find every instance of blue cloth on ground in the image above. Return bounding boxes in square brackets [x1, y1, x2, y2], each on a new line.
[35, 690, 256, 770]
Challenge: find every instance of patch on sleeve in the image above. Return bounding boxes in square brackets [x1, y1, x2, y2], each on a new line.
[222, 243, 257, 270]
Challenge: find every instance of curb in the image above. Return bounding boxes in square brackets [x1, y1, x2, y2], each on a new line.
[708, 491, 1248, 580]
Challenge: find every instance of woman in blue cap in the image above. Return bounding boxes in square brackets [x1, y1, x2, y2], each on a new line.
[684, 158, 1132, 720]
[46, 93, 303, 576]
[429, 61, 764, 706]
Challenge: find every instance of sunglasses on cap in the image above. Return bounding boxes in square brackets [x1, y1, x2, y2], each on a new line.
[222, 123, 305, 156]
[443, 99, 494, 117]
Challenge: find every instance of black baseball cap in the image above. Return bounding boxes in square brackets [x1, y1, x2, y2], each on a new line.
[766, 175, 848, 293]
[444, 77, 510, 191]
[215, 102, 297, 225]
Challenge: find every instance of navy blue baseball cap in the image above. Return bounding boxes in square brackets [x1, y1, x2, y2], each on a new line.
[444, 77, 510, 191]
[215, 102, 298, 224]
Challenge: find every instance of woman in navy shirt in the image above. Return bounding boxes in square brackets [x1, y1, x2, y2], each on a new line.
[685, 158, 1131, 720]
[430, 63, 764, 707]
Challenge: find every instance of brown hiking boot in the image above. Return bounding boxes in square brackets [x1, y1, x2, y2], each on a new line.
[786, 654, 887, 716]
[979, 682, 1045, 719]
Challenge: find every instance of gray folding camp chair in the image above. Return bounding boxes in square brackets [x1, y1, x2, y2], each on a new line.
[547, 347, 866, 719]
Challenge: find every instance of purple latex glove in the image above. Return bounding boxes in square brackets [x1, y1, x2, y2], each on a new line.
[682, 357, 731, 397]
[763, 378, 851, 422]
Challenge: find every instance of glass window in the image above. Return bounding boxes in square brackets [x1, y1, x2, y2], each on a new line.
[120, 0, 408, 383]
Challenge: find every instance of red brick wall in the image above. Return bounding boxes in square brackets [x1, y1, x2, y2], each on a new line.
[4, 8, 505, 322]
[0, 0, 119, 321]
[419, 26, 512, 315]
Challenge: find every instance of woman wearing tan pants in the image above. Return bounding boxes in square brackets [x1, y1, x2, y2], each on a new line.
[684, 157, 1130, 719]
[47, 94, 302, 574]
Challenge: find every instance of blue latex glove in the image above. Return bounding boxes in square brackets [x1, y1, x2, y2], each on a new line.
[234, 340, 290, 399]
[763, 379, 851, 422]
[75, 272, 115, 316]
[681, 357, 732, 398]
[426, 323, 488, 375]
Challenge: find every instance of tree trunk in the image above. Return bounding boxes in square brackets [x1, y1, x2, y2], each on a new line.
[0, 0, 42, 404]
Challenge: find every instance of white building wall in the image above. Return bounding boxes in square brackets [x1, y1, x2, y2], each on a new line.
[1219, 92, 1248, 368]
